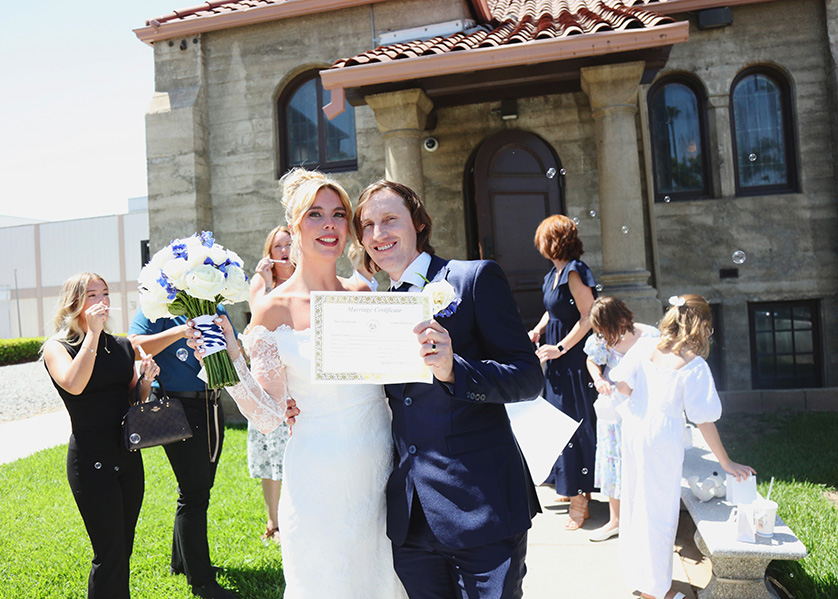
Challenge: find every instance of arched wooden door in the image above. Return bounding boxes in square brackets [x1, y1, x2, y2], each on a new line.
[470, 130, 564, 328]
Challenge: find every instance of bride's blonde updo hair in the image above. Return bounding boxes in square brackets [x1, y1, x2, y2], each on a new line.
[657, 294, 713, 359]
[279, 168, 353, 264]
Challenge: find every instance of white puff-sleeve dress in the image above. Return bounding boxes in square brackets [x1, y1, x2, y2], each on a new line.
[609, 337, 721, 598]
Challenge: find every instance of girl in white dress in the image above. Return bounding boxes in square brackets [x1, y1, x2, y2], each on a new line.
[194, 169, 407, 599]
[610, 294, 754, 599]
[583, 296, 659, 542]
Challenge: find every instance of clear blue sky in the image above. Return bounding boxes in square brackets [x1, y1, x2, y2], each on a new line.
[0, 1, 185, 222]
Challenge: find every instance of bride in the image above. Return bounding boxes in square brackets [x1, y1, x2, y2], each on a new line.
[199, 169, 407, 598]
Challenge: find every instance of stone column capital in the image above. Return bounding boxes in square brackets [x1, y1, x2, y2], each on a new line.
[580, 61, 645, 114]
[365, 88, 434, 134]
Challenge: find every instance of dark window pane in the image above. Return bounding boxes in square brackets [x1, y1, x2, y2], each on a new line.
[755, 331, 774, 355]
[750, 300, 821, 390]
[773, 306, 792, 330]
[792, 305, 812, 329]
[757, 353, 774, 371]
[733, 74, 787, 188]
[323, 88, 357, 163]
[287, 78, 319, 166]
[775, 331, 793, 354]
[793, 330, 813, 354]
[651, 83, 705, 195]
[754, 309, 773, 332]
[776, 354, 795, 378]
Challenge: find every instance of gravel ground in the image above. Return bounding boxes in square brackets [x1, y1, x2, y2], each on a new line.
[0, 361, 63, 423]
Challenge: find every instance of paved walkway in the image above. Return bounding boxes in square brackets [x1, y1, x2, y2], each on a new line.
[0, 411, 711, 598]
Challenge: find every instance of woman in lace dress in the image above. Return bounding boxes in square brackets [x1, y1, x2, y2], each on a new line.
[195, 169, 407, 599]
[246, 225, 294, 544]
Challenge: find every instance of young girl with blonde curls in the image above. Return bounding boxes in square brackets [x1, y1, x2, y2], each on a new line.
[610, 294, 755, 599]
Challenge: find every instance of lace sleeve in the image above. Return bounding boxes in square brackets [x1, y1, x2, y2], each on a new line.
[227, 334, 288, 434]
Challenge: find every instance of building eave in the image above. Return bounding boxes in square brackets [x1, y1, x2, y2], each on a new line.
[320, 20, 689, 118]
[640, 0, 780, 15]
[133, 0, 388, 45]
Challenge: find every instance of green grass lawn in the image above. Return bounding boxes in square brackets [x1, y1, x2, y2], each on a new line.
[1, 414, 835, 598]
[716, 411, 838, 599]
[0, 424, 285, 598]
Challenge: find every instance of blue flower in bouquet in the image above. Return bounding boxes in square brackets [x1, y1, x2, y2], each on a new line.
[157, 274, 178, 300]
[200, 231, 215, 247]
[171, 242, 188, 260]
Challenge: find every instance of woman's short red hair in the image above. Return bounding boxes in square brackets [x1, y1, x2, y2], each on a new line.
[534, 214, 584, 261]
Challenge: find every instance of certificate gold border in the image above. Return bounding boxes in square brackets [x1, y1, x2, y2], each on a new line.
[311, 292, 433, 383]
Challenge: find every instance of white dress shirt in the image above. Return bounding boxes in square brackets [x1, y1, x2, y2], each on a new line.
[389, 252, 432, 292]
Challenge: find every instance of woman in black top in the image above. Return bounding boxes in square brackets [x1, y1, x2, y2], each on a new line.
[43, 272, 158, 599]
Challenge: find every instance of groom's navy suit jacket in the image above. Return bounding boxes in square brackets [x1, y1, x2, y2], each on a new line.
[386, 254, 543, 550]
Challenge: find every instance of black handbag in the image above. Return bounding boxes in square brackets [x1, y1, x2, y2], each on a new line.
[123, 379, 193, 451]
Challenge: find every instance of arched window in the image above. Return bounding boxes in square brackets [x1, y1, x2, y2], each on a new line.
[278, 71, 357, 173]
[730, 68, 797, 195]
[647, 76, 710, 202]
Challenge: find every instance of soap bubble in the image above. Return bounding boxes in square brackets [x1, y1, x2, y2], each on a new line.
[94, 462, 102, 470]
[546, 167, 557, 179]
[572, 217, 580, 225]
[129, 433, 141, 445]
[621, 225, 629, 234]
[748, 153, 757, 162]
[587, 382, 593, 388]
[560, 168, 567, 176]
[176, 348, 189, 362]
[664, 195, 671, 203]
[596, 284, 603, 292]
[732, 250, 747, 264]
[589, 210, 598, 218]
[581, 468, 588, 475]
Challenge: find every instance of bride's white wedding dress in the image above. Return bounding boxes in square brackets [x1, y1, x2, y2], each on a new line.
[228, 325, 407, 598]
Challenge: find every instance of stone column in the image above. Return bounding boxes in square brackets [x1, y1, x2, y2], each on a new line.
[145, 36, 213, 249]
[365, 89, 433, 198]
[581, 62, 662, 324]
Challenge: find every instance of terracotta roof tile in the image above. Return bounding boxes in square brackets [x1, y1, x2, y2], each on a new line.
[330, 0, 674, 70]
[147, 0, 280, 27]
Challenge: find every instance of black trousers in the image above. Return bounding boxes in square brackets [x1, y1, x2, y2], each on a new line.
[157, 391, 225, 587]
[67, 432, 144, 599]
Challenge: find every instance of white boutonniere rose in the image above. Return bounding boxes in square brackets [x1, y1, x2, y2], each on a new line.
[422, 280, 461, 318]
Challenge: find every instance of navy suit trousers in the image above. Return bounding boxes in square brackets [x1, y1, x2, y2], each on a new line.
[393, 494, 527, 599]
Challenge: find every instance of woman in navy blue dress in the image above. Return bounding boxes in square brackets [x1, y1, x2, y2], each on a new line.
[530, 215, 598, 530]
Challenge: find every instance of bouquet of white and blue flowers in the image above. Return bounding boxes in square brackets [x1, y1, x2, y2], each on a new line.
[137, 231, 249, 388]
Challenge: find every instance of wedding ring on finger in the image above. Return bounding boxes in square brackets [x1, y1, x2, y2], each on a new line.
[431, 343, 437, 354]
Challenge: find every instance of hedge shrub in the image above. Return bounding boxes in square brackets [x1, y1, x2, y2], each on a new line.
[0, 337, 45, 366]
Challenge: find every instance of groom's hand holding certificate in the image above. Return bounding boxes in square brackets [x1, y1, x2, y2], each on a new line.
[311, 291, 434, 384]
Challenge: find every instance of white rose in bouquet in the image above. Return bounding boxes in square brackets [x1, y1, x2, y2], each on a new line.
[138, 280, 174, 322]
[185, 264, 227, 301]
[162, 258, 191, 290]
[221, 265, 250, 303]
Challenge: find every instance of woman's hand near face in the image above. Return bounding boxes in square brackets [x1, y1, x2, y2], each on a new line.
[85, 303, 109, 335]
[255, 257, 274, 287]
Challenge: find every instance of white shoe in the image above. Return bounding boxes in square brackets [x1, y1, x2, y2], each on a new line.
[588, 525, 619, 542]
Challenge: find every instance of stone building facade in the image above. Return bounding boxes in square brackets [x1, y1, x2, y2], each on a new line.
[135, 0, 838, 406]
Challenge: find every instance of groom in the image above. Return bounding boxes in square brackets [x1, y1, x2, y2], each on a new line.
[354, 180, 543, 599]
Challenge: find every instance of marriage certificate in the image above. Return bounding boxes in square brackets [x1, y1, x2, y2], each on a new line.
[311, 291, 433, 384]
